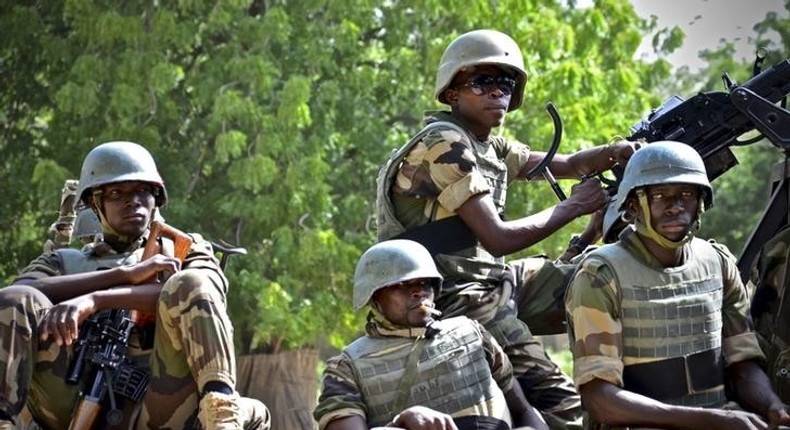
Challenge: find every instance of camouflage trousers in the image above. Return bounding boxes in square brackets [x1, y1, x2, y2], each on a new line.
[436, 257, 582, 430]
[0, 271, 270, 430]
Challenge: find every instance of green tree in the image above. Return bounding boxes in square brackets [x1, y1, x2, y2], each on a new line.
[1, 0, 672, 355]
[683, 1, 790, 253]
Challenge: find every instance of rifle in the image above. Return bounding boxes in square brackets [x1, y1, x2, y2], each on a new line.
[604, 57, 790, 278]
[66, 220, 194, 430]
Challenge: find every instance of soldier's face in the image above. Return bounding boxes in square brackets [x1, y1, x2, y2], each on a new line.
[371, 278, 437, 327]
[634, 183, 701, 241]
[445, 65, 514, 130]
[100, 181, 157, 238]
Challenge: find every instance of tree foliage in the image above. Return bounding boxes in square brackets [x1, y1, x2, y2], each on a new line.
[683, 1, 790, 253]
[1, 0, 694, 354]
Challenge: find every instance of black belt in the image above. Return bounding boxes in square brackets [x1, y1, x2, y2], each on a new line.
[622, 347, 724, 401]
[394, 216, 477, 256]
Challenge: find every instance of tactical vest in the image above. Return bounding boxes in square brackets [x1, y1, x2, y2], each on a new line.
[343, 317, 505, 427]
[375, 120, 509, 289]
[590, 238, 727, 407]
[56, 247, 144, 274]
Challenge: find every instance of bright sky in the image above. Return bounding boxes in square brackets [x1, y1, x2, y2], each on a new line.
[629, 0, 788, 69]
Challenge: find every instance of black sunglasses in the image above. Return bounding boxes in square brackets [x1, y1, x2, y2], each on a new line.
[459, 73, 517, 96]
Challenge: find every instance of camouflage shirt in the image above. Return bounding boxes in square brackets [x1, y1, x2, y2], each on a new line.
[313, 313, 515, 429]
[392, 111, 530, 227]
[566, 227, 764, 389]
[390, 111, 531, 291]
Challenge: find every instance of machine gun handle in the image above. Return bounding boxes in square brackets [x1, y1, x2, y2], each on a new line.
[209, 240, 248, 271]
[525, 102, 567, 201]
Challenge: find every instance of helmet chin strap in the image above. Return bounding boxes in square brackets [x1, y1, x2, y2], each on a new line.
[634, 190, 703, 250]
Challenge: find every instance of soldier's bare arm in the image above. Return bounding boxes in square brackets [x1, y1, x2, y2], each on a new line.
[39, 283, 163, 346]
[14, 254, 180, 303]
[456, 182, 606, 257]
[580, 378, 769, 430]
[728, 360, 790, 427]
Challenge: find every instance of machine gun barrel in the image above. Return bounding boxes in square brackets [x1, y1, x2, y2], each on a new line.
[607, 58, 790, 192]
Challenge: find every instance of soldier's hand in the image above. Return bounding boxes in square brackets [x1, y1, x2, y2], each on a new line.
[391, 406, 458, 430]
[121, 255, 181, 284]
[707, 408, 769, 430]
[608, 139, 641, 167]
[765, 399, 790, 428]
[40, 295, 97, 346]
[567, 178, 608, 215]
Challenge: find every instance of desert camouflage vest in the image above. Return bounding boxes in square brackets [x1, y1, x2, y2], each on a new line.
[344, 317, 499, 427]
[591, 238, 727, 407]
[375, 120, 509, 289]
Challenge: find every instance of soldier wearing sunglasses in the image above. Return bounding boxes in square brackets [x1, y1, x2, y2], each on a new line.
[376, 29, 638, 429]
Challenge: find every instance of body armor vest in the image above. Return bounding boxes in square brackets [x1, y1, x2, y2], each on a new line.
[375, 119, 510, 290]
[343, 317, 503, 427]
[56, 247, 143, 274]
[590, 238, 727, 407]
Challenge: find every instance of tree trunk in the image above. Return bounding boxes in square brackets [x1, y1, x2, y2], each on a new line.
[237, 349, 319, 430]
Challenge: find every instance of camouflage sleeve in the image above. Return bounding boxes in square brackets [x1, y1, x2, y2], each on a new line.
[314, 354, 367, 430]
[752, 228, 790, 339]
[710, 241, 765, 364]
[565, 255, 625, 388]
[395, 126, 490, 214]
[491, 136, 530, 183]
[12, 251, 64, 283]
[183, 233, 229, 295]
[474, 319, 515, 393]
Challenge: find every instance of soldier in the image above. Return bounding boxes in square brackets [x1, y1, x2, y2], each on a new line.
[42, 179, 79, 253]
[314, 239, 548, 430]
[0, 141, 270, 430]
[751, 225, 790, 403]
[376, 29, 638, 427]
[565, 141, 790, 429]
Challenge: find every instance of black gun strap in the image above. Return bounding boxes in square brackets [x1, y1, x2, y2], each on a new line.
[394, 216, 477, 256]
[622, 347, 724, 401]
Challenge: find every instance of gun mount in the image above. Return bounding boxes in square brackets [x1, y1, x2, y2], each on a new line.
[605, 57, 790, 281]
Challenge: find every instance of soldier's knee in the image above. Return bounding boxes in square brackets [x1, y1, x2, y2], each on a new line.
[160, 271, 219, 302]
[0, 285, 49, 310]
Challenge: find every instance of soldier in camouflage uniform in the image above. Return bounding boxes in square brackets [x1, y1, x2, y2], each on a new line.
[0, 141, 270, 430]
[42, 180, 79, 253]
[314, 239, 548, 430]
[375, 29, 638, 428]
[751, 225, 790, 404]
[565, 141, 790, 429]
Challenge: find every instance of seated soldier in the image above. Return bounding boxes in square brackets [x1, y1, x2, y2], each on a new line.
[0, 141, 270, 430]
[751, 225, 790, 403]
[565, 141, 790, 429]
[314, 239, 548, 430]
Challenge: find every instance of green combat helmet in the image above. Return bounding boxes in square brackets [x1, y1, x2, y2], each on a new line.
[435, 29, 528, 111]
[353, 239, 443, 310]
[76, 141, 167, 208]
[72, 206, 102, 243]
[613, 140, 712, 248]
